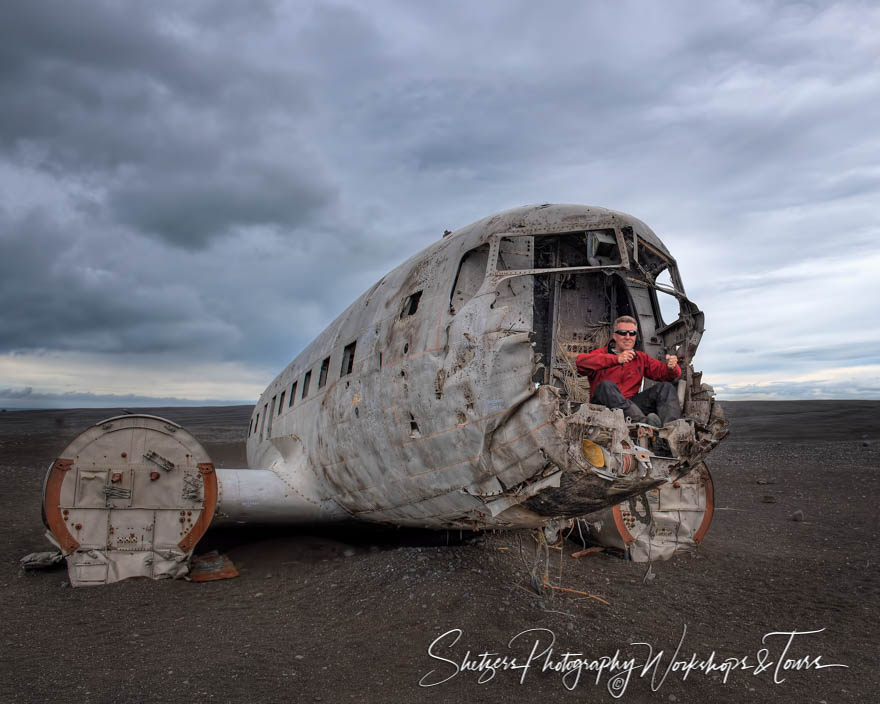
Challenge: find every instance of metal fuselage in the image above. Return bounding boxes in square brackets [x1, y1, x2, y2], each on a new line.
[243, 204, 727, 530]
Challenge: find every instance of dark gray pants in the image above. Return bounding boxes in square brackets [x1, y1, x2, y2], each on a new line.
[591, 380, 681, 425]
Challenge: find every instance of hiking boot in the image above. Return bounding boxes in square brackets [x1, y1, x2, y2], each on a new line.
[646, 413, 662, 428]
[623, 401, 647, 424]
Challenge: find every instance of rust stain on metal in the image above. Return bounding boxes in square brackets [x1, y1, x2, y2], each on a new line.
[611, 505, 636, 546]
[178, 463, 218, 552]
[43, 458, 79, 554]
[571, 546, 604, 558]
[189, 551, 239, 582]
[39, 415, 219, 586]
[693, 464, 715, 545]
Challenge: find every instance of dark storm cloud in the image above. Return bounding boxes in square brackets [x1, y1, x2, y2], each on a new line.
[0, 199, 409, 370]
[292, 0, 880, 258]
[109, 157, 334, 249]
[0, 0, 331, 249]
[0, 209, 239, 354]
[0, 0, 878, 401]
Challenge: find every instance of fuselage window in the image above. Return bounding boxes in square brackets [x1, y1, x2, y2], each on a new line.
[450, 243, 489, 314]
[302, 370, 312, 398]
[248, 417, 254, 437]
[401, 291, 422, 318]
[587, 230, 621, 266]
[267, 397, 276, 436]
[254, 413, 260, 438]
[278, 391, 285, 414]
[341, 341, 357, 376]
[289, 381, 297, 407]
[318, 356, 330, 388]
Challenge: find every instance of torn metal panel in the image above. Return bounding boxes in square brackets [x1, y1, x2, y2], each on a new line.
[41, 415, 217, 586]
[190, 551, 239, 582]
[20, 550, 64, 570]
[479, 471, 563, 518]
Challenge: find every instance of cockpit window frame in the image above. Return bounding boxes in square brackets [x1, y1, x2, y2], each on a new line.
[487, 227, 631, 284]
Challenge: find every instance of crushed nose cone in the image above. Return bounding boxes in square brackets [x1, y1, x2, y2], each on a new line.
[42, 414, 217, 586]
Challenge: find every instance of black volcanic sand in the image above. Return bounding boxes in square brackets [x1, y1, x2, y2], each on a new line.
[1, 402, 878, 703]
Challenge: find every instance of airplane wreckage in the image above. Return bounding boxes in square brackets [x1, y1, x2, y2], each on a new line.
[36, 204, 728, 586]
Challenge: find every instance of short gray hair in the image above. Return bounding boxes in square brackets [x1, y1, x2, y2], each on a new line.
[613, 315, 637, 328]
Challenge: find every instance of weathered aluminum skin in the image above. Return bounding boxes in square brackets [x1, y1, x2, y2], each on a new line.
[42, 415, 217, 586]
[244, 204, 728, 530]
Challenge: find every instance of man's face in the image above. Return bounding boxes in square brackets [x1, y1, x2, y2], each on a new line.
[613, 322, 637, 351]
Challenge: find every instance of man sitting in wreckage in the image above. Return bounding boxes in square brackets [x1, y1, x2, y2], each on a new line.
[568, 316, 681, 427]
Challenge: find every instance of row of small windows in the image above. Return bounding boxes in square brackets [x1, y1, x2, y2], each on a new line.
[249, 339, 357, 437]
[247, 287, 427, 439]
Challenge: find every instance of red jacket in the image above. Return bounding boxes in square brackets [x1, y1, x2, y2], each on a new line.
[576, 343, 681, 400]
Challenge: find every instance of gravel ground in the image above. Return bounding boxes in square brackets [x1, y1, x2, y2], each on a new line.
[1, 401, 877, 703]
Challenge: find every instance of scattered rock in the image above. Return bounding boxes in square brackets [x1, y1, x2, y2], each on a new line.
[791, 510, 804, 522]
[756, 478, 775, 485]
[861, 441, 870, 447]
[761, 495, 776, 504]
[343, 548, 356, 557]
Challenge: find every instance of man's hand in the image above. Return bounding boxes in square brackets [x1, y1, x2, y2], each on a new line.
[666, 354, 678, 370]
[562, 347, 580, 362]
[617, 350, 635, 364]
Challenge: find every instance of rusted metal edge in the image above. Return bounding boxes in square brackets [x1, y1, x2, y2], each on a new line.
[178, 462, 218, 552]
[611, 503, 635, 546]
[693, 464, 715, 545]
[571, 546, 604, 559]
[189, 551, 239, 582]
[44, 458, 80, 554]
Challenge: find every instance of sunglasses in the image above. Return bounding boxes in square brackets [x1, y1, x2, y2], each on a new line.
[614, 330, 637, 337]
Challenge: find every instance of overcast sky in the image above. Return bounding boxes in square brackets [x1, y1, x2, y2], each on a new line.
[1, 0, 878, 409]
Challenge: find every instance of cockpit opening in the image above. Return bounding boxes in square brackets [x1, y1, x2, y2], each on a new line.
[495, 229, 624, 273]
